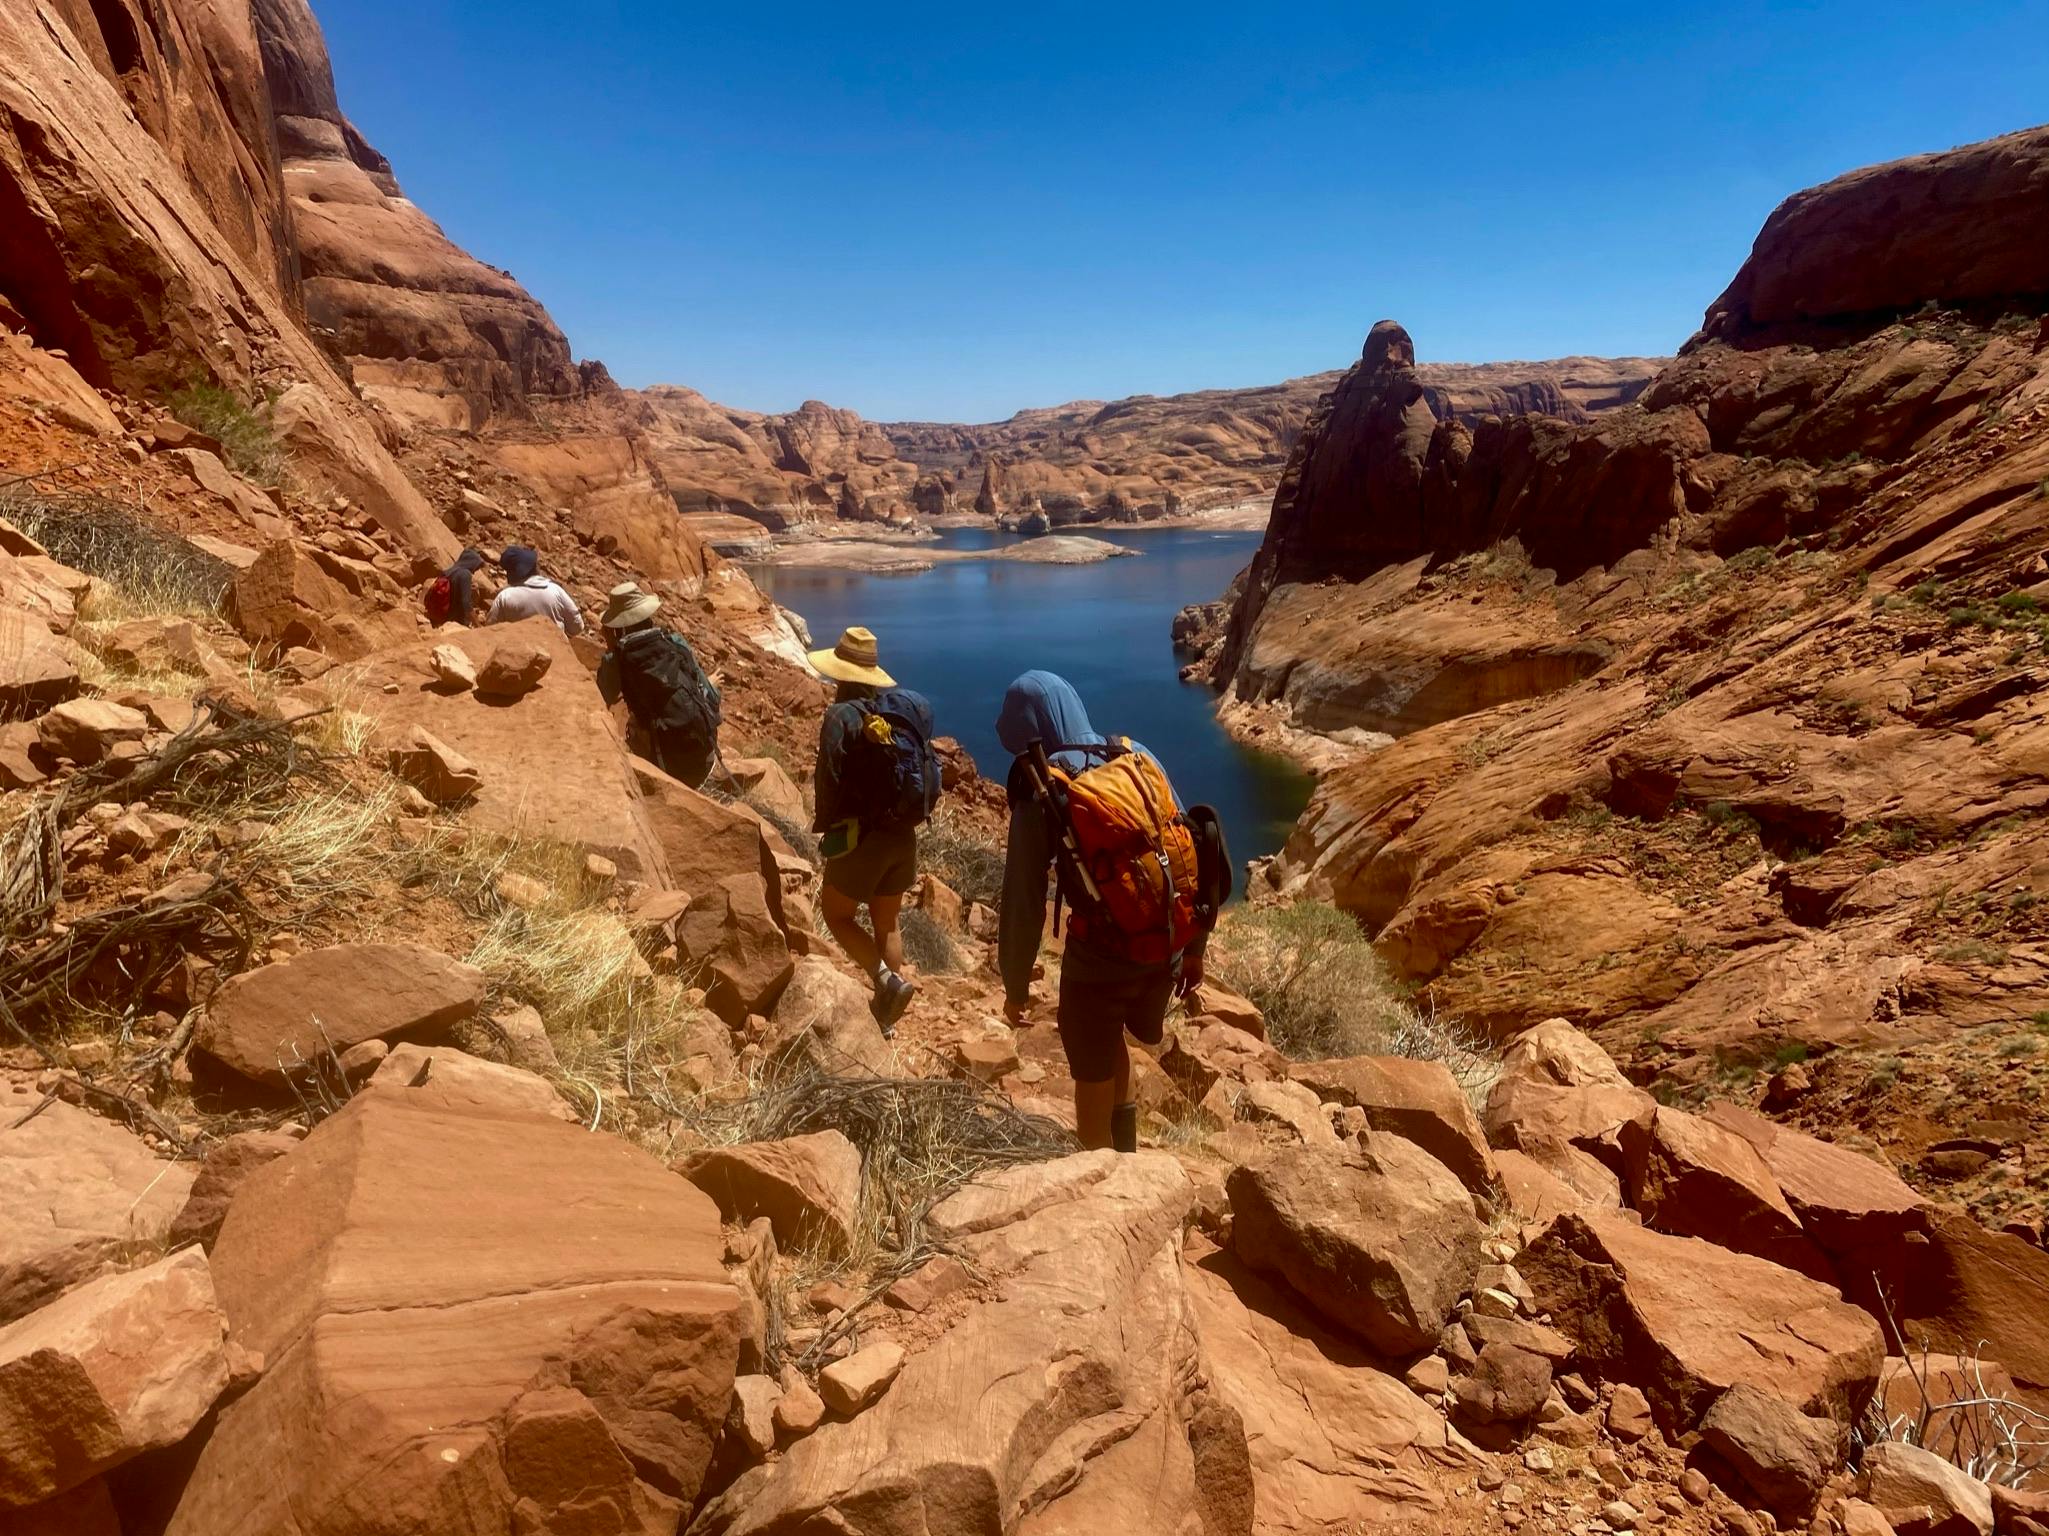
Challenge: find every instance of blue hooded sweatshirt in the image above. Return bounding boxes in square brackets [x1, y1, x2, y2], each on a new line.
[995, 671, 1180, 1005]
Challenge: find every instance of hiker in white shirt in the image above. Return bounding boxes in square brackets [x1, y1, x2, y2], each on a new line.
[486, 545, 586, 636]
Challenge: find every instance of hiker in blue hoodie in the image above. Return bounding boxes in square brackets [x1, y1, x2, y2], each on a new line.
[997, 670, 1209, 1153]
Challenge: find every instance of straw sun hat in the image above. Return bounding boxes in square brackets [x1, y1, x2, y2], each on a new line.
[807, 626, 895, 688]
[601, 582, 662, 629]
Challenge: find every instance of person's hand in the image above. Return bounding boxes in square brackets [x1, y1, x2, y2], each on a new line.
[1003, 998, 1032, 1028]
[1177, 952, 1205, 998]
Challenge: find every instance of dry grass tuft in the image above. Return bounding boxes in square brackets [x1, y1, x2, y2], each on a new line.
[1207, 899, 1499, 1102]
[918, 803, 1005, 910]
[1, 490, 234, 615]
[681, 1069, 1074, 1367]
[429, 829, 728, 1128]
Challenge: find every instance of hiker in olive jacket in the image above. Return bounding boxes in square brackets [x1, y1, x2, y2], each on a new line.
[997, 670, 1206, 1153]
[595, 584, 721, 788]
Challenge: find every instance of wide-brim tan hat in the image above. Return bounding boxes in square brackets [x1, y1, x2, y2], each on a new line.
[601, 582, 661, 629]
[808, 625, 895, 687]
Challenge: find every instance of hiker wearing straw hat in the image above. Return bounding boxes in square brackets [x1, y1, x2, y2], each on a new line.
[809, 626, 939, 1036]
[596, 582, 722, 789]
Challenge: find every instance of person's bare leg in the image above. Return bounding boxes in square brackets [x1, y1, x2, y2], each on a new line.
[871, 892, 906, 975]
[820, 883, 880, 979]
[1073, 1077, 1116, 1150]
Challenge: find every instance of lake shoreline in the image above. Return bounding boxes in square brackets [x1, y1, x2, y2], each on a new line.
[749, 522, 1312, 866]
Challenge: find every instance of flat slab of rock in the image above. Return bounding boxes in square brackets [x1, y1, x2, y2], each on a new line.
[1291, 1054, 1498, 1193]
[1187, 1233, 1466, 1527]
[1622, 1105, 1833, 1279]
[194, 942, 486, 1088]
[363, 1043, 575, 1122]
[0, 1246, 228, 1507]
[1519, 1211, 1884, 1434]
[1226, 1135, 1483, 1356]
[162, 1093, 742, 1536]
[1704, 1104, 1928, 1252]
[678, 1131, 862, 1255]
[695, 1151, 1239, 1536]
[0, 1082, 195, 1325]
[353, 618, 669, 881]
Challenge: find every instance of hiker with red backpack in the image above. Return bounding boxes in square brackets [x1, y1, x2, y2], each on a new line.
[997, 670, 1230, 1153]
[809, 627, 939, 1037]
[596, 583, 723, 789]
[424, 547, 487, 627]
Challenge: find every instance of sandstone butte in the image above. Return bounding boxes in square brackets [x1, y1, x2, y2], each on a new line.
[0, 0, 2048, 1533]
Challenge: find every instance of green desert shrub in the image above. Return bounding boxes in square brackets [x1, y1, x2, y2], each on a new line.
[1205, 900, 1498, 1101]
[169, 379, 284, 486]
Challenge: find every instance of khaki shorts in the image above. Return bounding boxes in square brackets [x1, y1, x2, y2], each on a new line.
[822, 826, 919, 903]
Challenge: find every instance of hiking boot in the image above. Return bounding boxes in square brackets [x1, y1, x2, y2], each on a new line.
[870, 970, 915, 1038]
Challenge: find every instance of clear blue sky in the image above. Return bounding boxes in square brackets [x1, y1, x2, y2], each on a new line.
[318, 1, 2049, 423]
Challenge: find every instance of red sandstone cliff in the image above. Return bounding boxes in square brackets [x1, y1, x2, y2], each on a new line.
[1198, 128, 2049, 1236]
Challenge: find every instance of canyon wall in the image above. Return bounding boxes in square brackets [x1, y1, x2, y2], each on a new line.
[1198, 129, 2049, 1216]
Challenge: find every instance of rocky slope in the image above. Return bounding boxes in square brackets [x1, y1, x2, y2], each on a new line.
[1194, 124, 2049, 1239]
[3, 2, 2048, 1532]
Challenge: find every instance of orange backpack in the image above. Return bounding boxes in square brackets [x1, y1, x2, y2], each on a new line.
[1031, 740, 1202, 966]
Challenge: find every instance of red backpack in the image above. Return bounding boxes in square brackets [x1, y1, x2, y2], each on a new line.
[424, 575, 453, 625]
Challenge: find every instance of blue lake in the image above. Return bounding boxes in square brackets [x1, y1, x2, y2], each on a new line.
[749, 525, 1312, 865]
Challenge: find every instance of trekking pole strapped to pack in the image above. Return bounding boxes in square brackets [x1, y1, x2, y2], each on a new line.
[1026, 742, 1102, 905]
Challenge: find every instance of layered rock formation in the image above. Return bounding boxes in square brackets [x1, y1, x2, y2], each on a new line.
[254, 0, 580, 430]
[1200, 128, 2049, 1232]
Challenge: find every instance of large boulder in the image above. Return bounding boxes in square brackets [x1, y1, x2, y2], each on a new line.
[0, 607, 83, 718]
[230, 540, 410, 660]
[1863, 1441, 1995, 1536]
[1183, 1235, 1467, 1528]
[1519, 1211, 1884, 1435]
[0, 1246, 228, 1508]
[0, 1083, 195, 1325]
[193, 942, 487, 1087]
[353, 619, 671, 882]
[694, 1152, 1245, 1536]
[764, 958, 893, 1079]
[1225, 1136, 1484, 1356]
[1289, 1054, 1497, 1194]
[1481, 1019, 1654, 1186]
[676, 873, 796, 1026]
[1698, 1382, 1847, 1516]
[1878, 1212, 2049, 1406]
[630, 757, 788, 932]
[163, 1091, 743, 1536]
[1703, 1105, 1929, 1254]
[1621, 1106, 1833, 1280]
[677, 1132, 863, 1256]
[34, 699, 147, 765]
